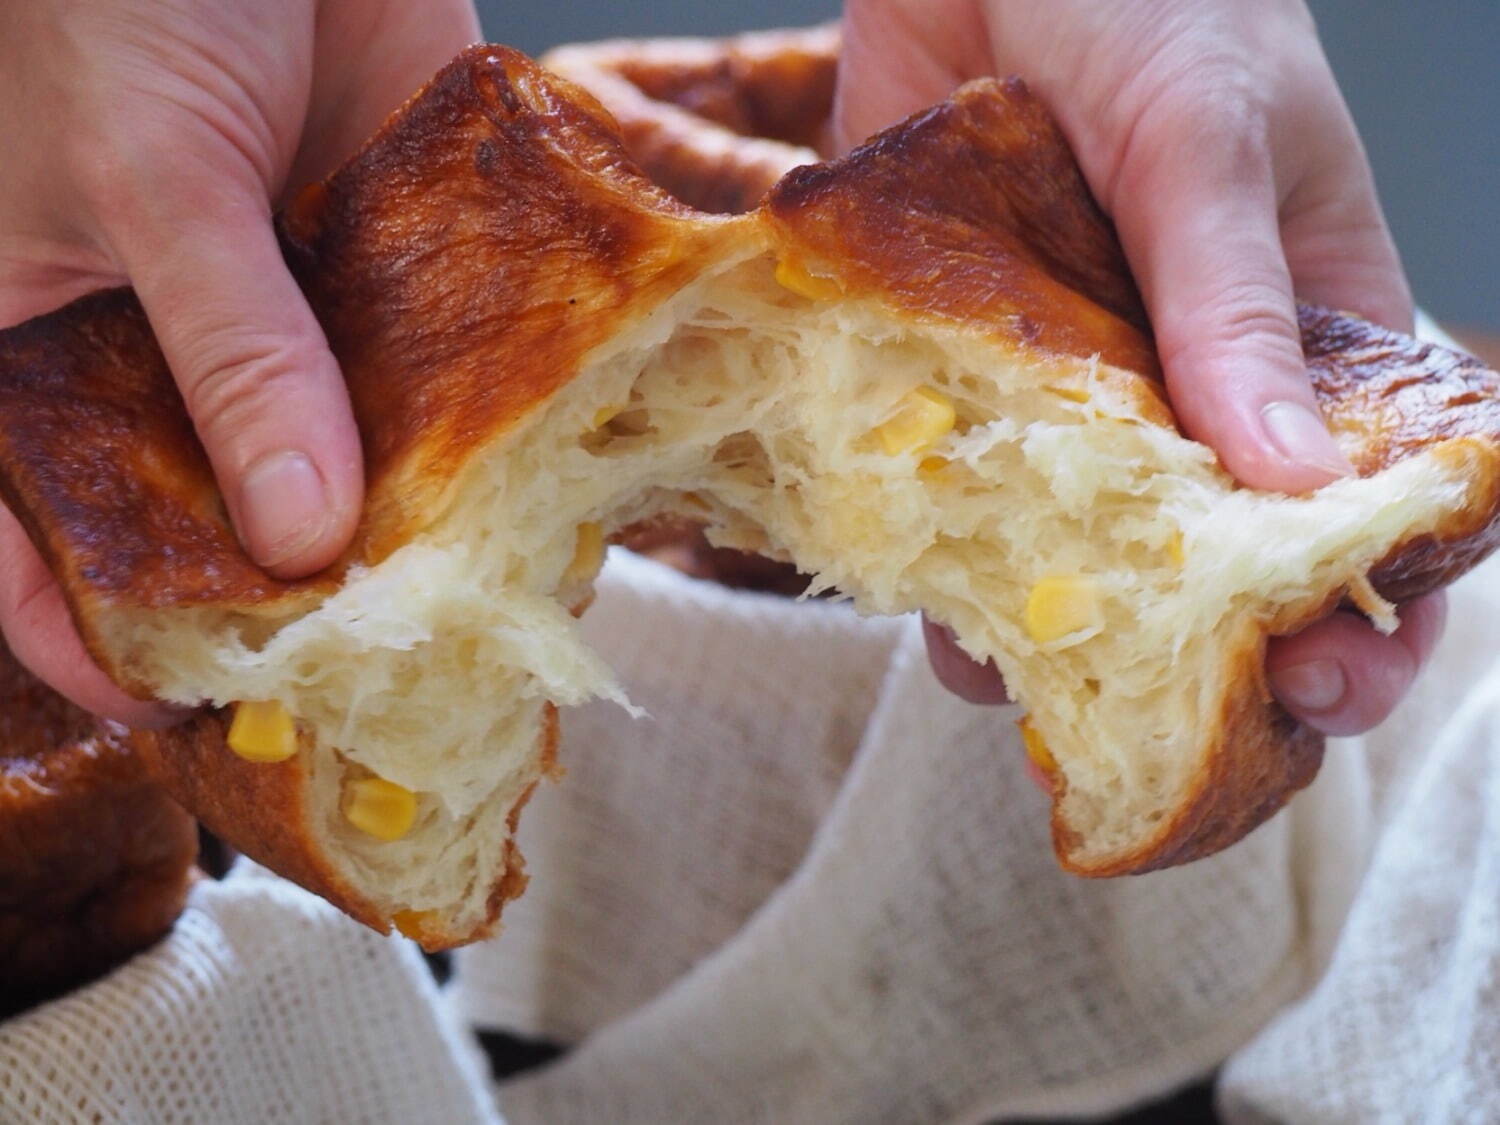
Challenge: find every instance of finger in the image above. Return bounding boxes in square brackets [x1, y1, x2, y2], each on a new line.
[100, 166, 362, 578]
[833, 0, 989, 152]
[1266, 594, 1446, 737]
[288, 0, 484, 190]
[1103, 95, 1353, 494]
[1275, 78, 1413, 334]
[0, 504, 177, 727]
[1255, 35, 1411, 332]
[921, 617, 1011, 704]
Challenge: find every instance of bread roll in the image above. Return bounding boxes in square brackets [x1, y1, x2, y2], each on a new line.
[0, 640, 197, 1015]
[0, 46, 1496, 947]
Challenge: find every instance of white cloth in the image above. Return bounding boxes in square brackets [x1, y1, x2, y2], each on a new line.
[455, 551, 1500, 1123]
[446, 316, 1500, 1123]
[0, 863, 501, 1125]
[3, 553, 1497, 1124]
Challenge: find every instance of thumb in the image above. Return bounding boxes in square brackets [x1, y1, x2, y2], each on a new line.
[104, 172, 362, 577]
[1102, 110, 1351, 493]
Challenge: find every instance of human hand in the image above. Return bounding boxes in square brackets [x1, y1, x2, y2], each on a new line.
[838, 0, 1441, 737]
[0, 0, 480, 723]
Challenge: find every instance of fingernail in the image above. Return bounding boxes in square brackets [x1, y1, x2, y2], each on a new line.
[238, 450, 332, 568]
[1261, 402, 1354, 479]
[1273, 658, 1347, 713]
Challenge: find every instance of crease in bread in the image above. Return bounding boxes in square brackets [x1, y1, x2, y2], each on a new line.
[0, 43, 1498, 947]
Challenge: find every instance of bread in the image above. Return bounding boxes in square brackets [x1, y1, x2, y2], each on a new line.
[542, 25, 837, 214]
[0, 45, 1497, 949]
[0, 639, 197, 1016]
[546, 27, 837, 592]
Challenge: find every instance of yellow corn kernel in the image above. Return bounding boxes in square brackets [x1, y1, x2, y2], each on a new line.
[774, 257, 843, 301]
[392, 909, 436, 941]
[344, 777, 419, 842]
[226, 700, 298, 764]
[1024, 575, 1104, 643]
[876, 387, 956, 455]
[591, 404, 624, 429]
[1018, 716, 1056, 773]
[563, 521, 606, 586]
[1046, 386, 1090, 404]
[1166, 530, 1186, 568]
[917, 455, 950, 478]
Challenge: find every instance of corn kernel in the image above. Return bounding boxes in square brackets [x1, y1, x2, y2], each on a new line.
[876, 387, 956, 455]
[392, 909, 436, 940]
[1018, 716, 1056, 773]
[226, 700, 298, 764]
[1046, 386, 1090, 404]
[344, 777, 419, 841]
[774, 257, 843, 301]
[917, 455, 951, 478]
[1024, 575, 1104, 643]
[591, 404, 624, 429]
[1166, 530, 1186, 568]
[563, 521, 606, 586]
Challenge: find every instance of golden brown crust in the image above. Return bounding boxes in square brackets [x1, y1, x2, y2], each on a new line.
[602, 26, 838, 150]
[1304, 305, 1500, 600]
[1056, 623, 1326, 875]
[542, 26, 838, 215]
[766, 79, 1160, 377]
[0, 643, 197, 1015]
[0, 38, 1497, 940]
[130, 702, 552, 952]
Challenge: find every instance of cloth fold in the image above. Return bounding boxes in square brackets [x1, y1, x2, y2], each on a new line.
[463, 553, 1381, 1123]
[0, 863, 500, 1125]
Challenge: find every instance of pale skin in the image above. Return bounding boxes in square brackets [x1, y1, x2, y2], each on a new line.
[0, 0, 1440, 739]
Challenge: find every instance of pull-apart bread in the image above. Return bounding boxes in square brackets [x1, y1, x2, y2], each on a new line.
[0, 45, 1497, 949]
[0, 639, 197, 1015]
[542, 24, 838, 214]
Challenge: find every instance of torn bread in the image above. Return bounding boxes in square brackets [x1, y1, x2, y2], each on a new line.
[0, 47, 1497, 948]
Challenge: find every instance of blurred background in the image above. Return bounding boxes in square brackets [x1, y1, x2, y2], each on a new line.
[475, 0, 1498, 348]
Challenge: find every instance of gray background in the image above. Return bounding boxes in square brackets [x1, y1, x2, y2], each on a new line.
[476, 1, 1498, 332]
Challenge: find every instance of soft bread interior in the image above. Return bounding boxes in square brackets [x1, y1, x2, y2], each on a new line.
[99, 255, 1475, 930]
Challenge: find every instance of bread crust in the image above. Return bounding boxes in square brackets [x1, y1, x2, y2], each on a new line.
[543, 26, 838, 215]
[131, 703, 553, 951]
[0, 643, 197, 1014]
[0, 41, 1497, 942]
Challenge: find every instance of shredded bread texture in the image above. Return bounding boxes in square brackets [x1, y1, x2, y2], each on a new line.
[98, 256, 1473, 932]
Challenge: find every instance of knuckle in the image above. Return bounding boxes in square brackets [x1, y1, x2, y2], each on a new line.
[1160, 273, 1302, 371]
[179, 340, 315, 441]
[67, 114, 182, 230]
[1115, 43, 1274, 180]
[68, 137, 145, 223]
[1206, 278, 1300, 345]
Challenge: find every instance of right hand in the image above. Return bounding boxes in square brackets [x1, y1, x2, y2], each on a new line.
[839, 0, 1442, 739]
[0, 0, 480, 724]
